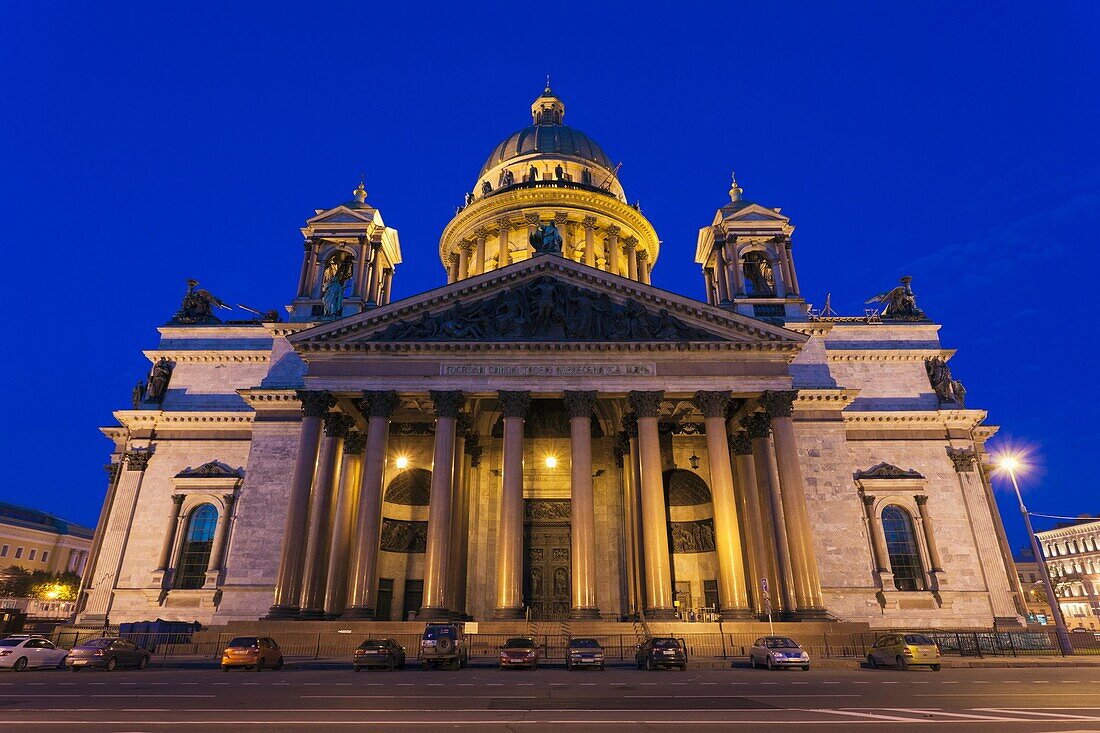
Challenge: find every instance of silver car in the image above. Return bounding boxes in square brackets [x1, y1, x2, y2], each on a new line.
[749, 636, 810, 670]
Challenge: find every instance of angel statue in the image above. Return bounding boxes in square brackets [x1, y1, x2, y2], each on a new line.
[172, 279, 232, 324]
[925, 356, 966, 407]
[865, 276, 925, 321]
[321, 251, 354, 317]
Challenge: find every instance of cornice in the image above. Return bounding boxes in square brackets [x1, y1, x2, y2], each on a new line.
[143, 350, 271, 364]
[296, 340, 803, 358]
[973, 425, 1000, 441]
[1036, 521, 1100, 540]
[112, 410, 255, 430]
[793, 389, 861, 410]
[265, 322, 316, 338]
[826, 348, 956, 363]
[156, 324, 273, 339]
[842, 409, 988, 431]
[238, 389, 302, 411]
[784, 323, 834, 337]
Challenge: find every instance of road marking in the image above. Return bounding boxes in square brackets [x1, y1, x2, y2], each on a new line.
[977, 709, 1100, 721]
[878, 708, 1024, 721]
[808, 709, 924, 722]
[0, 694, 215, 698]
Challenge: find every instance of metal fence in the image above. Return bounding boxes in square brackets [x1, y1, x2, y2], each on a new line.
[19, 627, 1100, 661]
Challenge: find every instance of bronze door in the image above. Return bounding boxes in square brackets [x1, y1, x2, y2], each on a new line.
[524, 501, 571, 620]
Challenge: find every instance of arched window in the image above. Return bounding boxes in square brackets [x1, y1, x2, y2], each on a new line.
[881, 505, 925, 592]
[175, 504, 218, 589]
[742, 251, 776, 296]
[384, 468, 432, 506]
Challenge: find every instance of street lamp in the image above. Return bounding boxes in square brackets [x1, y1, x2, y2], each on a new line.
[996, 453, 1074, 655]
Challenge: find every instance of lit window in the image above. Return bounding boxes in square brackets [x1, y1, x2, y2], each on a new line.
[882, 505, 926, 592]
[174, 504, 218, 590]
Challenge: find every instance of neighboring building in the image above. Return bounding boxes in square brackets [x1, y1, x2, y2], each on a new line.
[1014, 547, 1055, 625]
[1037, 516, 1100, 631]
[76, 85, 1024, 630]
[0, 501, 93, 575]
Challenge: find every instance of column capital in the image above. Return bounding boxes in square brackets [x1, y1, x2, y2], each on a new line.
[323, 412, 355, 438]
[628, 390, 664, 419]
[104, 462, 121, 484]
[563, 390, 598, 419]
[474, 226, 489, 239]
[947, 447, 977, 473]
[496, 216, 513, 231]
[606, 224, 621, 237]
[554, 211, 569, 226]
[637, 249, 649, 263]
[344, 430, 368, 455]
[498, 390, 531, 418]
[621, 411, 639, 438]
[742, 412, 771, 440]
[861, 493, 876, 507]
[362, 390, 401, 418]
[760, 390, 798, 419]
[459, 240, 475, 254]
[692, 390, 732, 419]
[171, 493, 186, 506]
[455, 411, 473, 436]
[728, 431, 753, 456]
[613, 431, 630, 467]
[914, 494, 929, 507]
[467, 444, 483, 467]
[581, 215, 597, 229]
[125, 449, 152, 472]
[222, 493, 238, 508]
[524, 212, 542, 226]
[297, 390, 337, 418]
[430, 390, 466, 418]
[623, 235, 638, 247]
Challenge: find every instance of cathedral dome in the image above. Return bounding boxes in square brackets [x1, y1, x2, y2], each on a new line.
[479, 124, 613, 178]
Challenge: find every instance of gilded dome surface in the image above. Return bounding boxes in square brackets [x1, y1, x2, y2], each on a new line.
[479, 124, 613, 178]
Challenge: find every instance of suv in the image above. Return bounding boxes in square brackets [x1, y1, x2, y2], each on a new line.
[635, 637, 687, 671]
[419, 623, 468, 670]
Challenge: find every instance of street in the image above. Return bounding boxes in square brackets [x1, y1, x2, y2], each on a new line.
[2, 664, 1099, 731]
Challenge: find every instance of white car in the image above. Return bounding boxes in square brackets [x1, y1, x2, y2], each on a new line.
[0, 636, 69, 671]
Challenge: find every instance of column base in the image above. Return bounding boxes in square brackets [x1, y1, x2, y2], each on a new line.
[298, 608, 327, 621]
[719, 608, 756, 620]
[265, 605, 301, 620]
[417, 606, 452, 621]
[644, 607, 678, 620]
[569, 607, 601, 620]
[492, 607, 525, 620]
[74, 614, 109, 628]
[791, 607, 831, 621]
[341, 606, 377, 620]
[994, 616, 1025, 628]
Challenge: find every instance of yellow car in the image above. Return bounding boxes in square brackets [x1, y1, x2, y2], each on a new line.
[866, 633, 941, 671]
[220, 636, 284, 672]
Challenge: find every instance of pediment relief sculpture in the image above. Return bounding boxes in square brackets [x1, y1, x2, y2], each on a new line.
[855, 462, 925, 481]
[174, 461, 243, 479]
[371, 276, 720, 342]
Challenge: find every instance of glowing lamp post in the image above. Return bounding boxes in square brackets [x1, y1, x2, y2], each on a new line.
[997, 454, 1073, 655]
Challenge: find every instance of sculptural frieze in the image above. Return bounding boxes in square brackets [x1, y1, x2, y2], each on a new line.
[855, 463, 924, 480]
[171, 279, 232, 325]
[670, 519, 716, 554]
[372, 277, 719, 342]
[925, 356, 967, 407]
[525, 500, 571, 522]
[865, 276, 926, 321]
[174, 461, 242, 479]
[379, 518, 427, 553]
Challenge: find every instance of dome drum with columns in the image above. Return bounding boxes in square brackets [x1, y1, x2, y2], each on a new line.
[440, 85, 659, 284]
[79, 84, 1024, 635]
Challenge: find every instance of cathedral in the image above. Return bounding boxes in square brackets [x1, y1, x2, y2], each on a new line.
[77, 86, 1025, 630]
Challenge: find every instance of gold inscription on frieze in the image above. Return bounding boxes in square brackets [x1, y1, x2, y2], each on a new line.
[440, 364, 656, 377]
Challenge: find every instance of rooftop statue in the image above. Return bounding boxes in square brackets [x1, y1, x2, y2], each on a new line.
[321, 251, 354, 318]
[171, 279, 232, 325]
[529, 220, 563, 255]
[865, 276, 926, 321]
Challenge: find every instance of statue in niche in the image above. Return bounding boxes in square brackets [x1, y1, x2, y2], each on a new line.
[529, 221, 563, 254]
[172, 279, 231, 325]
[742, 251, 775, 295]
[925, 356, 967, 406]
[499, 168, 515, 187]
[528, 165, 538, 182]
[321, 251, 354, 317]
[554, 164, 564, 180]
[146, 358, 172, 402]
[481, 180, 492, 195]
[553, 567, 568, 597]
[131, 380, 145, 409]
[866, 276, 926, 320]
[530, 568, 543, 596]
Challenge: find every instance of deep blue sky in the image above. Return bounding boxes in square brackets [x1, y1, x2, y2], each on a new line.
[2, 3, 1097, 553]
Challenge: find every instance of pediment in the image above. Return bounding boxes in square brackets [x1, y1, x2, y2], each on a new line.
[854, 463, 925, 480]
[291, 255, 807, 352]
[722, 203, 790, 224]
[306, 205, 376, 225]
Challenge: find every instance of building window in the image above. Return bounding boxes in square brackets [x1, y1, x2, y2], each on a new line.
[41, 551, 49, 564]
[0, 545, 7, 557]
[882, 505, 926, 592]
[174, 503, 218, 590]
[14, 547, 23, 559]
[29, 549, 37, 561]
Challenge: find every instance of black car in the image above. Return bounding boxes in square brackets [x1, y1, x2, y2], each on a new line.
[66, 638, 150, 672]
[635, 637, 687, 671]
[353, 638, 406, 671]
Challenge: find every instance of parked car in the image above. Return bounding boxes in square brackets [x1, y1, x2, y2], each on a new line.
[0, 635, 69, 671]
[566, 637, 605, 671]
[353, 638, 405, 671]
[498, 637, 540, 670]
[635, 637, 687, 671]
[66, 637, 150, 671]
[419, 623, 468, 670]
[866, 633, 941, 671]
[220, 636, 284, 672]
[749, 636, 810, 671]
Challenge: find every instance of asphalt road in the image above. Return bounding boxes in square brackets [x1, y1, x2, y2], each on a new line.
[2, 663, 1099, 732]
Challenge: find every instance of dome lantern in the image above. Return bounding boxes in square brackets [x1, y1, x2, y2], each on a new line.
[531, 80, 565, 126]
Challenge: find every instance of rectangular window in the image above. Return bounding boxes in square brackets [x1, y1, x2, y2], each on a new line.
[0, 545, 7, 557]
[41, 550, 49, 564]
[15, 547, 24, 559]
[28, 549, 37, 561]
[703, 580, 720, 610]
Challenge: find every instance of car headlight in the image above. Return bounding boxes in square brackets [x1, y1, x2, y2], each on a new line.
[771, 652, 784, 659]
[800, 652, 809, 659]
